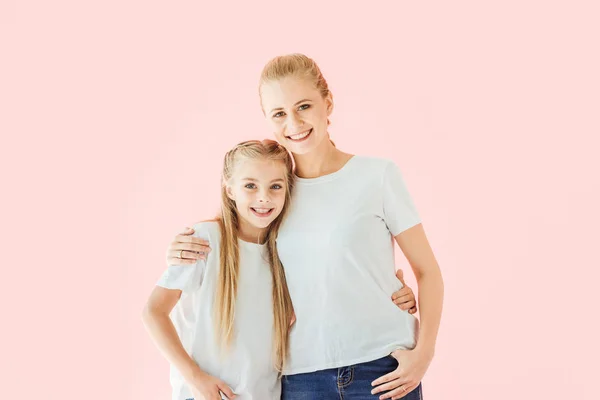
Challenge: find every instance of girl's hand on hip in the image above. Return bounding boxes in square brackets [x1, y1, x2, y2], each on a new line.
[371, 348, 432, 400]
[391, 269, 418, 314]
[189, 371, 236, 400]
[166, 227, 212, 266]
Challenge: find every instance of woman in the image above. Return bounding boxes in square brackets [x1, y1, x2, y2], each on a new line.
[166, 54, 443, 400]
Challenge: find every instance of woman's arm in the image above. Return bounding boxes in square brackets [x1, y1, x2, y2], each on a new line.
[169, 227, 419, 314]
[395, 223, 443, 356]
[371, 223, 443, 399]
[142, 287, 236, 399]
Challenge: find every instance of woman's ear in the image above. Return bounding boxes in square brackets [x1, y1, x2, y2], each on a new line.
[325, 92, 334, 116]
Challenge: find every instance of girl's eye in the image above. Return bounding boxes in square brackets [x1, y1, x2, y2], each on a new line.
[273, 111, 285, 118]
[244, 183, 256, 189]
[298, 104, 310, 111]
[271, 184, 283, 190]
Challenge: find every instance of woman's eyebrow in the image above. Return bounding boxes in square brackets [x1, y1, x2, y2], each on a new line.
[270, 99, 312, 113]
[241, 178, 285, 183]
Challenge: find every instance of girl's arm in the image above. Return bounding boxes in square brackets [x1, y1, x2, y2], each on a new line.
[142, 286, 236, 400]
[142, 287, 200, 380]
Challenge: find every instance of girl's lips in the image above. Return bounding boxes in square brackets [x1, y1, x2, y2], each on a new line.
[250, 208, 274, 218]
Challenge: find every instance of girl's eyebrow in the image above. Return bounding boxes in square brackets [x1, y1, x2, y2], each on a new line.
[270, 99, 312, 113]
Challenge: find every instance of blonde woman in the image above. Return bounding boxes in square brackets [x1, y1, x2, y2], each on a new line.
[166, 54, 442, 400]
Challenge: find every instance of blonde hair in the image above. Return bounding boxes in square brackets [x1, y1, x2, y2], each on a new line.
[259, 53, 335, 145]
[214, 139, 295, 373]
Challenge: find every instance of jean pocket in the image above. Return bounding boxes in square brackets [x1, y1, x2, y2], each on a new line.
[387, 354, 399, 364]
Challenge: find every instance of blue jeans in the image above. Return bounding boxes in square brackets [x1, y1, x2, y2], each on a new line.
[282, 355, 422, 400]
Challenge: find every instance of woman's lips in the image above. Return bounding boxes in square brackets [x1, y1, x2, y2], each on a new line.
[286, 128, 312, 142]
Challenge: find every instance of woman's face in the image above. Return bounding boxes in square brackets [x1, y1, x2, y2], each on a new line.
[260, 76, 333, 155]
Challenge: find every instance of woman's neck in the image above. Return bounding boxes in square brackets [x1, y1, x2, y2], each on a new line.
[293, 139, 352, 179]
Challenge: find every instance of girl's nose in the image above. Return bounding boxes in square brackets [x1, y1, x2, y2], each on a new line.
[257, 189, 270, 202]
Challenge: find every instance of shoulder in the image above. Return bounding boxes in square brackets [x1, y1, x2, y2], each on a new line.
[190, 220, 222, 246]
[352, 155, 399, 175]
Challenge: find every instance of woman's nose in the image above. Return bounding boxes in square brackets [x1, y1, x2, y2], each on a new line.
[288, 112, 303, 130]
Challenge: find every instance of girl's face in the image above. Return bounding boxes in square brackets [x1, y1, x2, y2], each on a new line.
[226, 158, 288, 234]
[261, 76, 333, 155]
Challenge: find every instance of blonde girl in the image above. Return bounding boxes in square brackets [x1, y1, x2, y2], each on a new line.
[143, 140, 296, 400]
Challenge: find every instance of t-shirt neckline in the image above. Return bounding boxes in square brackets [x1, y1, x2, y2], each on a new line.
[238, 238, 266, 248]
[294, 155, 358, 185]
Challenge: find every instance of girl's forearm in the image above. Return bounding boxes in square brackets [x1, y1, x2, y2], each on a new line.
[142, 310, 204, 382]
[414, 269, 444, 356]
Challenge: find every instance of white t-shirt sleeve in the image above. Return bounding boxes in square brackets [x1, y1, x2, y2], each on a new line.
[156, 261, 206, 293]
[382, 160, 422, 236]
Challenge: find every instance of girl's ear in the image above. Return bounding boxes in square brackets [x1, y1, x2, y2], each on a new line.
[225, 184, 235, 201]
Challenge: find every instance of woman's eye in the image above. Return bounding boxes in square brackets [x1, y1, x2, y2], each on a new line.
[273, 111, 285, 118]
[244, 183, 256, 189]
[298, 104, 310, 111]
[271, 184, 282, 190]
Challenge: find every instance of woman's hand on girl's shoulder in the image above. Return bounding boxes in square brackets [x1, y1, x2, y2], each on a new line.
[166, 226, 212, 266]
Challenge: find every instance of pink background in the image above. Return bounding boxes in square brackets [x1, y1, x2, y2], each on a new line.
[2, 1, 599, 399]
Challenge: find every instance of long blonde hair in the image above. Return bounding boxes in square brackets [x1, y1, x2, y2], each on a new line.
[214, 139, 295, 372]
[259, 53, 336, 144]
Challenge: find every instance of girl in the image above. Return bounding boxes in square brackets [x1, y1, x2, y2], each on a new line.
[164, 54, 443, 400]
[143, 140, 296, 400]
[144, 139, 416, 400]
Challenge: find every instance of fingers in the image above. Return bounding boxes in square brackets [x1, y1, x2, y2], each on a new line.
[387, 383, 419, 399]
[167, 250, 204, 261]
[166, 246, 210, 265]
[392, 286, 411, 299]
[175, 234, 209, 245]
[395, 269, 406, 285]
[170, 242, 211, 253]
[181, 227, 195, 235]
[371, 377, 410, 395]
[290, 312, 297, 327]
[409, 306, 417, 314]
[372, 369, 400, 387]
[167, 248, 209, 260]
[395, 299, 416, 311]
[166, 238, 212, 266]
[392, 293, 414, 304]
[217, 382, 236, 399]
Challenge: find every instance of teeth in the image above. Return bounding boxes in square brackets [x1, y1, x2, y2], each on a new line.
[253, 208, 272, 214]
[289, 130, 311, 140]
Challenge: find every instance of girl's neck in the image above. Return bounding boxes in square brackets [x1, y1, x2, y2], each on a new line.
[237, 219, 267, 244]
[293, 138, 352, 179]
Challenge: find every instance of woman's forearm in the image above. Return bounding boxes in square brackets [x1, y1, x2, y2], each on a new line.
[142, 309, 204, 382]
[414, 268, 444, 356]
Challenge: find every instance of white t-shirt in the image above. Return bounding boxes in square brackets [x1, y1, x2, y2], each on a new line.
[157, 221, 281, 400]
[277, 156, 422, 375]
